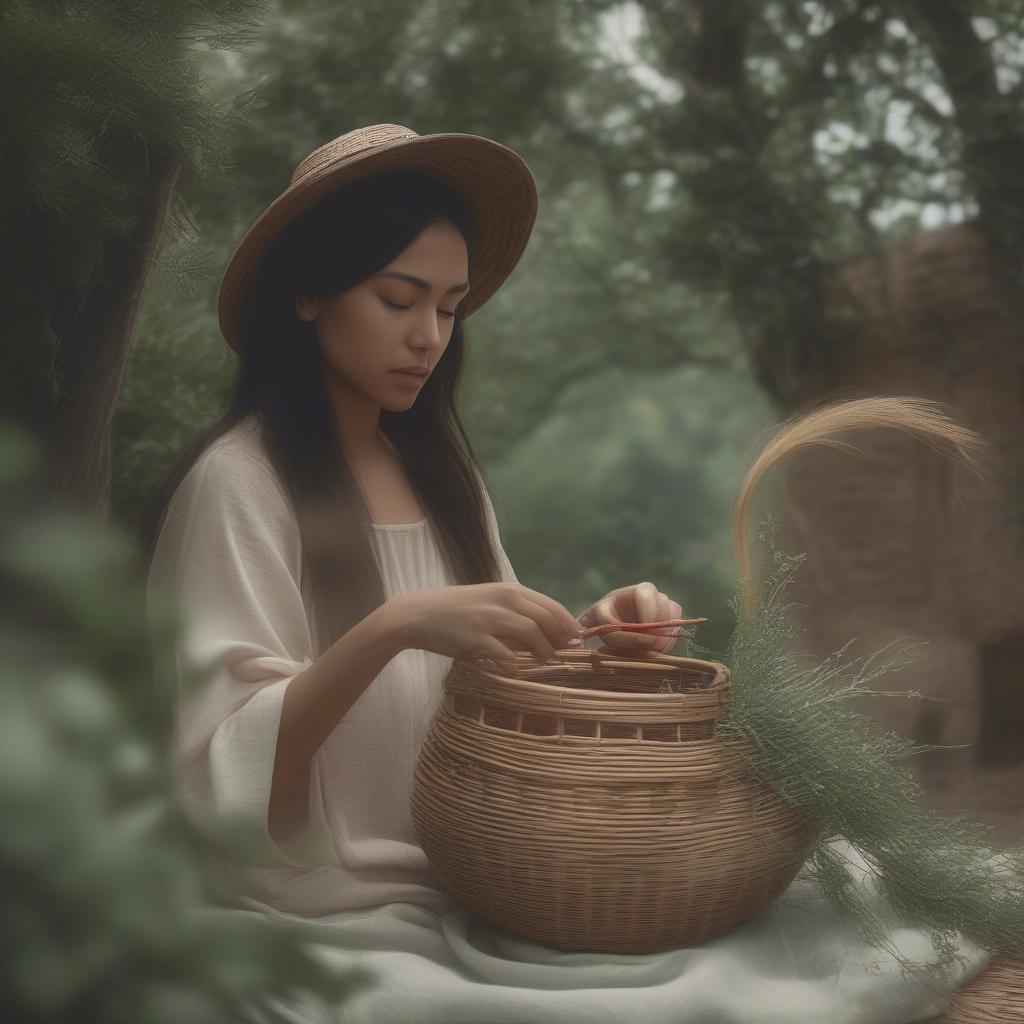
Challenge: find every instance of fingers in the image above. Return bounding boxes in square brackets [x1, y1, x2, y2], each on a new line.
[473, 636, 520, 677]
[634, 581, 661, 623]
[592, 595, 617, 626]
[649, 590, 674, 653]
[601, 582, 656, 651]
[599, 585, 634, 621]
[659, 598, 684, 653]
[500, 617, 557, 665]
[504, 584, 582, 649]
[604, 583, 680, 653]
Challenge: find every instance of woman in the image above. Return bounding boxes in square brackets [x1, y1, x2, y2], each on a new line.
[144, 125, 979, 1023]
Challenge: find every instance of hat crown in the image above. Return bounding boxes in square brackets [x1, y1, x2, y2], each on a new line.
[289, 123, 419, 187]
[220, 124, 538, 353]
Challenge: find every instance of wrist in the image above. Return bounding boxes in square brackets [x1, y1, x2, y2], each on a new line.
[372, 594, 416, 656]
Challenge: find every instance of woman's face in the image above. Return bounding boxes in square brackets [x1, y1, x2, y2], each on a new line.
[295, 219, 469, 414]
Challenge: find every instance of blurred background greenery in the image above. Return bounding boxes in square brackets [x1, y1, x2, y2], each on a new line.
[5, 0, 1024, 1015]
[0, 422, 372, 1020]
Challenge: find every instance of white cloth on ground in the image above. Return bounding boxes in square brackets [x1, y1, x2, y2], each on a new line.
[146, 413, 990, 1024]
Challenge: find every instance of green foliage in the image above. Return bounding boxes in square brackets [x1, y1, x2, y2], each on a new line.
[112, 0, 1024, 679]
[492, 363, 774, 652]
[0, 0, 270, 419]
[100, 5, 1024, 814]
[0, 421, 373, 1022]
[689, 514, 1024, 985]
[112, 273, 236, 541]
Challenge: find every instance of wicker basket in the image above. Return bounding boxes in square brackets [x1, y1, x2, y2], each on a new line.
[948, 951, 1024, 1021]
[411, 646, 819, 954]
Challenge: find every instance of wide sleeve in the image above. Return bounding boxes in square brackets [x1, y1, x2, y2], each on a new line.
[146, 444, 335, 869]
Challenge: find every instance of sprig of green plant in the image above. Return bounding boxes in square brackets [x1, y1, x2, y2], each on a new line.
[688, 514, 1024, 989]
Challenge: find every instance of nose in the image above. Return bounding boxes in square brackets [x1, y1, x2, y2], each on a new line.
[409, 315, 448, 356]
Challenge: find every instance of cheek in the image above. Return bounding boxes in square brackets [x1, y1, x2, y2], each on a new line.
[319, 296, 380, 346]
[316, 303, 392, 378]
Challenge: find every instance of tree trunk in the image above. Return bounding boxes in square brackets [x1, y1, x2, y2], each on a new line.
[906, 0, 1024, 294]
[44, 147, 182, 522]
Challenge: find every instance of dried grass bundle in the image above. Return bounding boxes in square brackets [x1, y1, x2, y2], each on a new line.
[691, 395, 1023, 989]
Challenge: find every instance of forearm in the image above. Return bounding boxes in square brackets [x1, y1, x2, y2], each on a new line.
[270, 601, 408, 818]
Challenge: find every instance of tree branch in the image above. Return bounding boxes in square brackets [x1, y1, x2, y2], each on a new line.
[905, 0, 1024, 279]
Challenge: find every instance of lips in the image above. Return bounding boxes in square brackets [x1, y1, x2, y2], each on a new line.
[393, 367, 429, 376]
[390, 369, 428, 388]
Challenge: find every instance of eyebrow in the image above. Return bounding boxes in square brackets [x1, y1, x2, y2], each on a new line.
[375, 271, 470, 295]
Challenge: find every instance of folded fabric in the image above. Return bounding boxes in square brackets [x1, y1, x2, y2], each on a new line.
[211, 837, 989, 1024]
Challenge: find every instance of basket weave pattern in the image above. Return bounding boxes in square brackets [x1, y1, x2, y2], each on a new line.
[411, 648, 818, 953]
[948, 951, 1024, 1022]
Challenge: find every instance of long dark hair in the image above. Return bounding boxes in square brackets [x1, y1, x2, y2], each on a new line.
[143, 169, 504, 659]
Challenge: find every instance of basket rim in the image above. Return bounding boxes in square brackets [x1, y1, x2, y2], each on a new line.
[446, 650, 731, 709]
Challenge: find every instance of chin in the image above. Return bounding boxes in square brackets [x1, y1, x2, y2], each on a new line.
[381, 391, 418, 410]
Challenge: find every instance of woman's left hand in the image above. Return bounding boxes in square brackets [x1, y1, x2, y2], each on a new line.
[577, 582, 684, 655]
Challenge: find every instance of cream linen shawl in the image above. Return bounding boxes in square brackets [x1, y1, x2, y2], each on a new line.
[146, 414, 517, 914]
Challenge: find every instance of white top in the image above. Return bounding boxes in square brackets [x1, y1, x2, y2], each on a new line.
[146, 412, 518, 917]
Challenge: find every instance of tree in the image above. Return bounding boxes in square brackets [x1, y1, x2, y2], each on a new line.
[111, 0, 1024, 771]
[0, 0, 270, 518]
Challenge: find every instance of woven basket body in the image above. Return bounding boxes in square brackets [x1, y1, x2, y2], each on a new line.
[948, 952, 1024, 1022]
[411, 648, 818, 953]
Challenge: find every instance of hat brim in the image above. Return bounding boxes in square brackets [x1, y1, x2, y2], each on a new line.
[217, 131, 539, 353]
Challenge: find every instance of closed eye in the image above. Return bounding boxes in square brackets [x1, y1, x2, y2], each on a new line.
[381, 298, 456, 319]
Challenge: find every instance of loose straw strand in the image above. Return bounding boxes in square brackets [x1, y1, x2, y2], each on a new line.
[730, 395, 992, 621]
[577, 617, 708, 641]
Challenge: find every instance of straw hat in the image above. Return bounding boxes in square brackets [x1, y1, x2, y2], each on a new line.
[217, 123, 539, 353]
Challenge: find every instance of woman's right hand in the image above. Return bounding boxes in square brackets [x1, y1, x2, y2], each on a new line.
[388, 582, 582, 676]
